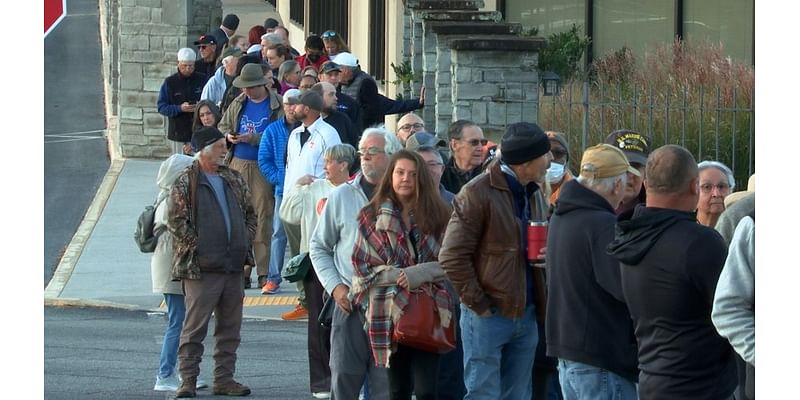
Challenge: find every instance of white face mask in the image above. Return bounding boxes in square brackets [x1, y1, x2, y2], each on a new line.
[546, 162, 566, 184]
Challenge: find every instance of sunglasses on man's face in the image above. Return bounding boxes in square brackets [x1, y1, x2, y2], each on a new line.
[321, 31, 337, 39]
[460, 138, 488, 147]
[357, 146, 386, 157]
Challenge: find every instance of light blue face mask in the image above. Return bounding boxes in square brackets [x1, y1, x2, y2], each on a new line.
[546, 162, 566, 184]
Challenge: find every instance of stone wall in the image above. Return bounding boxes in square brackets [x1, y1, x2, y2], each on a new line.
[102, 0, 222, 158]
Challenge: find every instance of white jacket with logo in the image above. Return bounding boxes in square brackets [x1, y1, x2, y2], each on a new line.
[284, 116, 341, 196]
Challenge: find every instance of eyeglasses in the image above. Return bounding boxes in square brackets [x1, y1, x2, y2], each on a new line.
[198, 45, 209, 49]
[550, 149, 568, 159]
[399, 123, 424, 131]
[460, 138, 488, 147]
[357, 147, 386, 157]
[699, 183, 731, 193]
[321, 31, 337, 39]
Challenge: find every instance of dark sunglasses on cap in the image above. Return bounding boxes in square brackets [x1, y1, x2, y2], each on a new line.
[321, 31, 337, 39]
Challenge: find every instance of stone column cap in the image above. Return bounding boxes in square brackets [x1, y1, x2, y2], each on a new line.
[406, 0, 484, 10]
[429, 21, 522, 35]
[449, 36, 546, 51]
[416, 10, 502, 23]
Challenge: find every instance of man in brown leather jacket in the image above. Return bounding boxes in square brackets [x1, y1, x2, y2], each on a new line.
[439, 121, 552, 400]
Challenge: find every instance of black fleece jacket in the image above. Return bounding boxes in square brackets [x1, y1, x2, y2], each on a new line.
[607, 206, 736, 400]
[545, 180, 638, 382]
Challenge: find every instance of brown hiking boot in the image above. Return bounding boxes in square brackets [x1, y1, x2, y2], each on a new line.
[213, 380, 251, 396]
[174, 377, 196, 398]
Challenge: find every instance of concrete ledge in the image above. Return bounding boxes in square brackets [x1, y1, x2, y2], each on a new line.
[416, 10, 501, 23]
[407, 0, 483, 10]
[450, 36, 547, 51]
[429, 21, 521, 35]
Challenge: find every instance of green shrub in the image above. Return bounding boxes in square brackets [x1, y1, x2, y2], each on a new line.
[537, 24, 591, 82]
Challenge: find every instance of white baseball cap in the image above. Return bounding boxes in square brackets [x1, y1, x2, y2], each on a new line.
[332, 52, 358, 67]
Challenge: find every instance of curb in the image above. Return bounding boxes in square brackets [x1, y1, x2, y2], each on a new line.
[44, 297, 295, 322]
[43, 159, 125, 299]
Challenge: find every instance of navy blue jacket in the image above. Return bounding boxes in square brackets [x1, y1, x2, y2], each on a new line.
[157, 70, 206, 142]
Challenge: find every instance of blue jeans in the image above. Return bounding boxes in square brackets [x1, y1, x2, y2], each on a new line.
[558, 359, 638, 400]
[267, 195, 287, 284]
[158, 293, 185, 378]
[460, 303, 539, 400]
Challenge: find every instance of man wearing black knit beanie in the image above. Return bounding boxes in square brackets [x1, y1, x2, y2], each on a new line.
[440, 121, 553, 399]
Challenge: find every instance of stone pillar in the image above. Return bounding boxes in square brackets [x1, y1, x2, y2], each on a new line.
[110, 0, 221, 158]
[405, 1, 498, 129]
[430, 21, 520, 134]
[450, 37, 546, 138]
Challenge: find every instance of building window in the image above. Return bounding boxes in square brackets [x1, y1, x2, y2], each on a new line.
[504, 0, 585, 38]
[308, 0, 349, 43]
[503, 0, 753, 65]
[369, 0, 386, 82]
[683, 0, 753, 64]
[592, 0, 675, 60]
[290, 0, 305, 25]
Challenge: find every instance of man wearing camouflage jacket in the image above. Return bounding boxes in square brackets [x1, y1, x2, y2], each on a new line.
[168, 127, 257, 398]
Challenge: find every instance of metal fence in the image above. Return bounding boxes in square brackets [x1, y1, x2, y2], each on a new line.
[535, 80, 755, 189]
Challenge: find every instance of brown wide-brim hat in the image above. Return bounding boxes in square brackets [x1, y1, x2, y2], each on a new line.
[233, 63, 270, 88]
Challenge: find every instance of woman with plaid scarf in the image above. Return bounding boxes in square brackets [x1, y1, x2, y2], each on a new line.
[351, 150, 453, 400]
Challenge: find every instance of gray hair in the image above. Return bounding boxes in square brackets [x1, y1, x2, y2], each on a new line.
[414, 145, 444, 165]
[261, 32, 282, 46]
[277, 60, 299, 82]
[359, 126, 402, 157]
[193, 142, 218, 160]
[697, 160, 735, 191]
[576, 173, 627, 194]
[324, 143, 357, 167]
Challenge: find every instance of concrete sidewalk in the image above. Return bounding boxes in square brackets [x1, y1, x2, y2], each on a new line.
[43, 1, 300, 320]
[44, 159, 302, 320]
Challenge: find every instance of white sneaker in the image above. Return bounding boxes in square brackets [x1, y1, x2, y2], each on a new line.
[153, 374, 180, 391]
[312, 392, 331, 399]
[174, 368, 208, 389]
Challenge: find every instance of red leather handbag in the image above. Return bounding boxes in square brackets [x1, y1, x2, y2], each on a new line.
[393, 288, 456, 354]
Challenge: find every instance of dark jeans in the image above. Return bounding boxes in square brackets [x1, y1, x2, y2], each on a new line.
[388, 344, 440, 400]
[305, 265, 331, 393]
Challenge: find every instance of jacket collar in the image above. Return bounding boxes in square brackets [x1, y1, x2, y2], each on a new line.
[488, 160, 511, 192]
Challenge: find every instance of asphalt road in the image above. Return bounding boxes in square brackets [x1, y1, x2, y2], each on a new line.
[45, 306, 311, 399]
[44, 0, 110, 287]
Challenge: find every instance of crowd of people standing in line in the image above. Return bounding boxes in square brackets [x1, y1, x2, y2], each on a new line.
[150, 12, 755, 400]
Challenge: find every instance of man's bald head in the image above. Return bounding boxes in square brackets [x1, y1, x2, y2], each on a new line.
[396, 113, 425, 144]
[645, 144, 698, 195]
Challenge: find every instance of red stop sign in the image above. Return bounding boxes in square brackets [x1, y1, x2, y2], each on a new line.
[45, 0, 65, 35]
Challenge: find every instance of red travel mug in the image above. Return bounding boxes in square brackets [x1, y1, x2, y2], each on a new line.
[527, 221, 548, 263]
